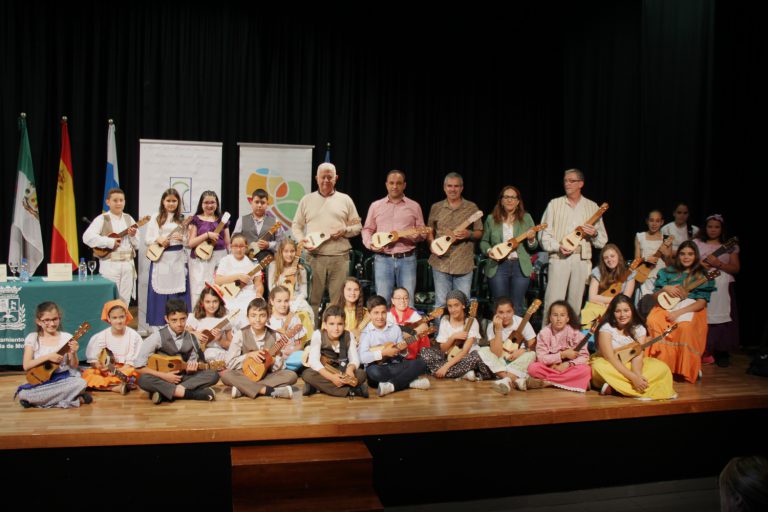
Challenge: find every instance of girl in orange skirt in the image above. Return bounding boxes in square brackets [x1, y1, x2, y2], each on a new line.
[646, 240, 715, 383]
[83, 300, 141, 394]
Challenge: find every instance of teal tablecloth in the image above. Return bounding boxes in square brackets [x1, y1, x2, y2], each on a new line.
[0, 276, 118, 365]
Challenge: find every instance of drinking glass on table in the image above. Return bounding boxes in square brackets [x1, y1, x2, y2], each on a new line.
[87, 260, 97, 280]
[8, 261, 19, 280]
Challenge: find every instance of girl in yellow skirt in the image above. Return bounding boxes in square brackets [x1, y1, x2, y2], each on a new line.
[580, 244, 636, 329]
[83, 300, 141, 394]
[591, 295, 676, 400]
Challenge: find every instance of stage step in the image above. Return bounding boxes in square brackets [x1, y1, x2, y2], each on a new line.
[231, 440, 383, 512]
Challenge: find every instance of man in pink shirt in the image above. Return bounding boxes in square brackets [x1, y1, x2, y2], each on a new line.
[362, 170, 427, 307]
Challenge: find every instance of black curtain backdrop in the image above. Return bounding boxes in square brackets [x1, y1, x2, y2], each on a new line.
[0, 1, 763, 341]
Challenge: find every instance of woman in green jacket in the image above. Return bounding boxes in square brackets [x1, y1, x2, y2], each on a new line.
[480, 186, 539, 313]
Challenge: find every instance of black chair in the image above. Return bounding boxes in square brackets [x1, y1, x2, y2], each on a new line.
[414, 258, 435, 311]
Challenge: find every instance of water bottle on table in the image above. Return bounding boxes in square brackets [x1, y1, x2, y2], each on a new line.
[78, 258, 87, 281]
[20, 258, 30, 283]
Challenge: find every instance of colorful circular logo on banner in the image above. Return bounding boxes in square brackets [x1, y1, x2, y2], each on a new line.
[246, 168, 306, 227]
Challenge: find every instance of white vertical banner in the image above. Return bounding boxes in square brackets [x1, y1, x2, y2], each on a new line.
[237, 143, 314, 229]
[137, 139, 223, 334]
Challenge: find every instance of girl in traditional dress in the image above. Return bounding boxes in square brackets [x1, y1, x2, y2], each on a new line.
[522, 300, 591, 393]
[634, 209, 673, 301]
[186, 283, 234, 363]
[214, 233, 264, 328]
[146, 188, 190, 325]
[16, 302, 90, 408]
[481, 297, 537, 395]
[267, 238, 314, 323]
[267, 285, 307, 372]
[591, 295, 676, 400]
[419, 290, 494, 381]
[694, 214, 740, 367]
[646, 240, 714, 383]
[387, 287, 432, 360]
[188, 190, 230, 301]
[83, 300, 141, 394]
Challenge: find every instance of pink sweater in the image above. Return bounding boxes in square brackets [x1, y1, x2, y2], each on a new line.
[535, 324, 589, 366]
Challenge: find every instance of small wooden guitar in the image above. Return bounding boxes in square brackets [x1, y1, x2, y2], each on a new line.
[351, 313, 371, 341]
[246, 221, 282, 260]
[599, 259, 643, 298]
[403, 307, 444, 331]
[146, 353, 226, 373]
[25, 322, 91, 385]
[633, 235, 674, 284]
[194, 212, 231, 260]
[501, 299, 542, 357]
[281, 241, 305, 298]
[198, 310, 240, 351]
[447, 301, 478, 360]
[573, 316, 602, 352]
[656, 269, 719, 310]
[242, 323, 303, 382]
[220, 254, 274, 300]
[145, 217, 193, 262]
[93, 216, 151, 258]
[370, 226, 433, 250]
[488, 223, 548, 261]
[430, 211, 484, 256]
[615, 324, 678, 364]
[368, 326, 438, 362]
[703, 237, 739, 267]
[560, 203, 609, 253]
[321, 355, 359, 387]
[304, 217, 361, 250]
[97, 348, 133, 383]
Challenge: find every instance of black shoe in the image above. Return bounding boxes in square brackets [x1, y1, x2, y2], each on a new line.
[716, 357, 731, 368]
[151, 391, 164, 405]
[715, 352, 731, 368]
[19, 399, 32, 409]
[192, 387, 216, 401]
[349, 383, 369, 399]
[302, 382, 317, 396]
[79, 393, 93, 405]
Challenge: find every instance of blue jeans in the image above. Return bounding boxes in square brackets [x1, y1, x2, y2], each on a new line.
[432, 269, 473, 308]
[365, 358, 427, 391]
[488, 258, 530, 314]
[374, 253, 417, 307]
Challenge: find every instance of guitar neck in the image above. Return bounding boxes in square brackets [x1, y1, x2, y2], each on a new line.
[638, 332, 666, 352]
[583, 204, 608, 227]
[684, 274, 710, 292]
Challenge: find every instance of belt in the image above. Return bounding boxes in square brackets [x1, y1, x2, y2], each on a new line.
[383, 250, 415, 259]
[109, 252, 134, 262]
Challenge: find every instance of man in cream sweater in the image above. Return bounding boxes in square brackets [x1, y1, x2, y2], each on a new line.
[292, 163, 362, 318]
[540, 169, 608, 316]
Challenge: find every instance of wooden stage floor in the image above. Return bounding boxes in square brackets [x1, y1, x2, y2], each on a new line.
[2, 354, 767, 451]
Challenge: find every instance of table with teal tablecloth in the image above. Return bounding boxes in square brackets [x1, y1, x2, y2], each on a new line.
[0, 276, 118, 365]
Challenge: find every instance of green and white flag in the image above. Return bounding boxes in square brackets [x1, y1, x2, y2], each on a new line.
[9, 114, 44, 274]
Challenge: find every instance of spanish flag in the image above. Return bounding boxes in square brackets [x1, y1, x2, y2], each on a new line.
[51, 117, 79, 270]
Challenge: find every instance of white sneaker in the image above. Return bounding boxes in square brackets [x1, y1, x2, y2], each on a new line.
[271, 386, 294, 399]
[377, 382, 396, 397]
[409, 377, 431, 390]
[462, 370, 477, 382]
[231, 386, 243, 399]
[491, 377, 512, 395]
[514, 377, 528, 391]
